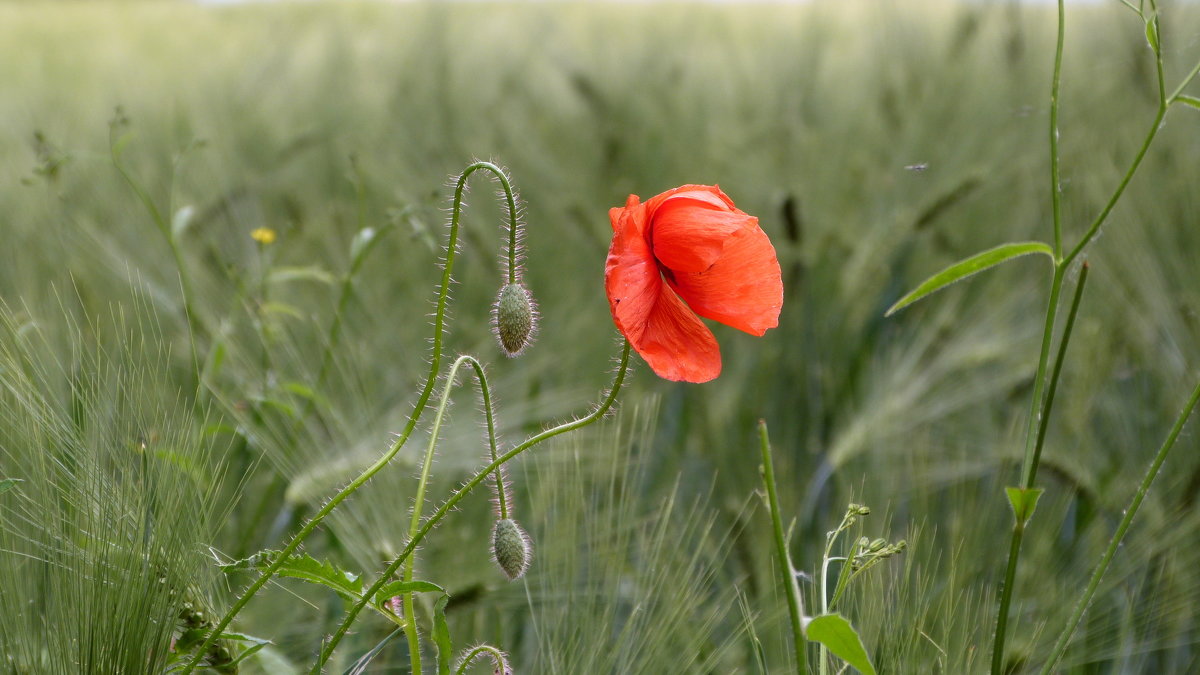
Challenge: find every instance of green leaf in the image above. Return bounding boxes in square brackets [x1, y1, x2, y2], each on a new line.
[221, 632, 273, 668]
[1005, 486, 1044, 526]
[1145, 17, 1159, 52]
[274, 553, 362, 602]
[282, 381, 316, 400]
[885, 241, 1055, 316]
[433, 594, 452, 675]
[0, 478, 22, 495]
[268, 265, 336, 286]
[1175, 95, 1200, 111]
[806, 614, 876, 675]
[372, 579, 446, 607]
[260, 301, 305, 320]
[222, 551, 365, 603]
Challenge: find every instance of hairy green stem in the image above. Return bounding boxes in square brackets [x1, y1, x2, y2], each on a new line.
[401, 355, 496, 675]
[454, 644, 508, 675]
[759, 420, 807, 675]
[1038, 376, 1200, 674]
[313, 340, 631, 671]
[181, 161, 521, 674]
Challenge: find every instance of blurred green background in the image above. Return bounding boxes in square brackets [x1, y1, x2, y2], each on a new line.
[2, 0, 1200, 672]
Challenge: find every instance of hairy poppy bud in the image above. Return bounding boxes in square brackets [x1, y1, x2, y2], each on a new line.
[491, 518, 532, 580]
[493, 283, 537, 357]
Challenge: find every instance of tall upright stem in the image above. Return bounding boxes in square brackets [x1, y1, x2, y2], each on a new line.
[759, 420, 808, 675]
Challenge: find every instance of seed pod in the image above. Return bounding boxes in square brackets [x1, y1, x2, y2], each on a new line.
[493, 283, 537, 357]
[491, 518, 533, 580]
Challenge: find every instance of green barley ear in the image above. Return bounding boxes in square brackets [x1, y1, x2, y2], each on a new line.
[491, 518, 533, 580]
[493, 282, 537, 357]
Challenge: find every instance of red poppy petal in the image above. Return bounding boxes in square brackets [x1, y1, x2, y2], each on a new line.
[667, 221, 783, 336]
[606, 209, 660, 343]
[609, 194, 645, 234]
[650, 195, 758, 274]
[642, 184, 736, 215]
[606, 212, 721, 383]
[630, 282, 722, 383]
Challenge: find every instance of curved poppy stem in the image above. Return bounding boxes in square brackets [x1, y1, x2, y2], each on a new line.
[312, 339, 632, 672]
[401, 354, 498, 675]
[180, 161, 524, 674]
[454, 644, 509, 675]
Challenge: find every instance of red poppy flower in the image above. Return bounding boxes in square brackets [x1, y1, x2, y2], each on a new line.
[605, 184, 783, 383]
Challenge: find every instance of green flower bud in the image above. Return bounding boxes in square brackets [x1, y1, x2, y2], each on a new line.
[493, 283, 537, 357]
[492, 518, 533, 580]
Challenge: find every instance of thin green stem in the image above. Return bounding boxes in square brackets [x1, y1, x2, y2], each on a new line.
[181, 161, 518, 674]
[991, 521, 1027, 675]
[401, 355, 492, 675]
[758, 420, 807, 675]
[1038, 376, 1200, 675]
[313, 340, 632, 671]
[1049, 0, 1065, 257]
[1028, 262, 1089, 485]
[1167, 57, 1200, 103]
[488, 164, 522, 286]
[1061, 8, 1167, 270]
[1018, 265, 1064, 489]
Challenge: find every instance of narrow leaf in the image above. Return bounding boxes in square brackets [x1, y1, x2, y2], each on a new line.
[282, 381, 316, 400]
[1145, 17, 1159, 52]
[344, 627, 405, 675]
[372, 579, 446, 607]
[885, 241, 1054, 316]
[268, 265, 337, 286]
[218, 549, 280, 572]
[220, 632, 274, 668]
[806, 614, 877, 675]
[433, 594, 452, 675]
[260, 301, 305, 320]
[0, 478, 22, 495]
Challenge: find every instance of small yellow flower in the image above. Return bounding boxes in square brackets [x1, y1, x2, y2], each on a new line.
[251, 227, 277, 245]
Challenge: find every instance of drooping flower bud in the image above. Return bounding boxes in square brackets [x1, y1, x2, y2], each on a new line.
[493, 283, 537, 357]
[491, 518, 532, 580]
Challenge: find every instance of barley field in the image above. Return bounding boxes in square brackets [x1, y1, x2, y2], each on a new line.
[2, 1, 1200, 673]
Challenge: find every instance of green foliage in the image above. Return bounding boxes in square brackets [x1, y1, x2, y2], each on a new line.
[1005, 486, 1044, 526]
[884, 242, 1055, 316]
[806, 614, 876, 675]
[0, 307, 235, 672]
